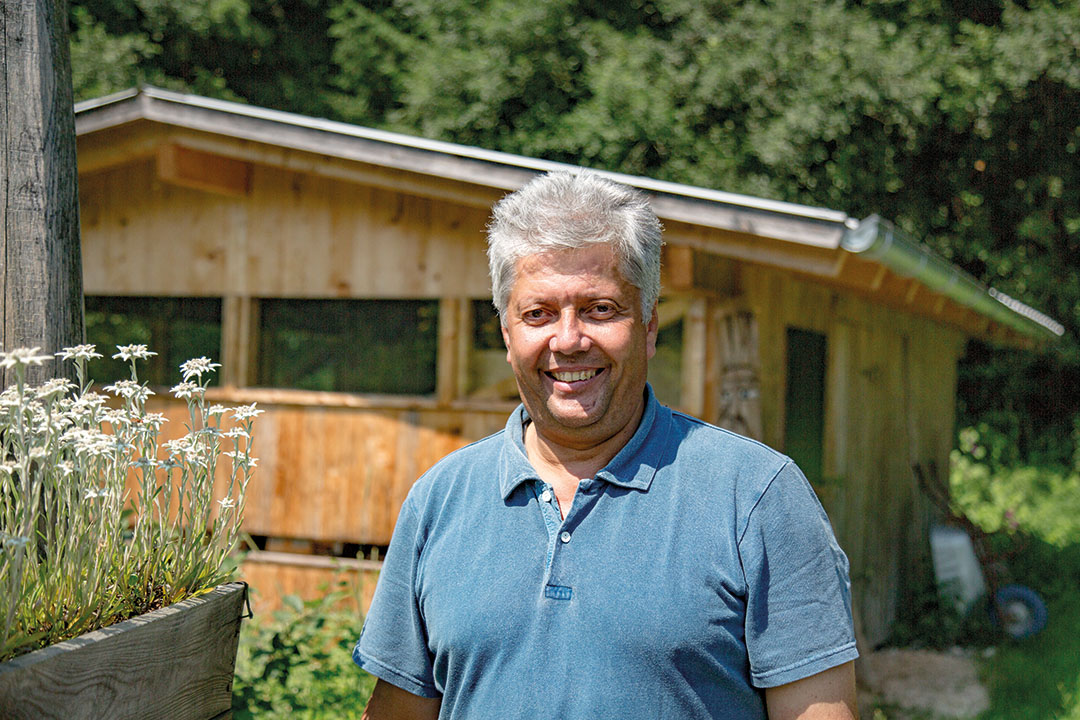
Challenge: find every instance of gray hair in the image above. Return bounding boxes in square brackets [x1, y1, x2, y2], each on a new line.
[486, 171, 663, 322]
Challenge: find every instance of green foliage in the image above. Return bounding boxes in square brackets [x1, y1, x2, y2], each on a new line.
[232, 587, 375, 719]
[951, 425, 1080, 548]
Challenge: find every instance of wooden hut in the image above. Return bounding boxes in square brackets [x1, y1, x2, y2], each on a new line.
[74, 87, 1062, 647]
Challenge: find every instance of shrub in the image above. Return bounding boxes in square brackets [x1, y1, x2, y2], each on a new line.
[232, 584, 375, 718]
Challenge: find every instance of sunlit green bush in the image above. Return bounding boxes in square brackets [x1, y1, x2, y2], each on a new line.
[232, 586, 375, 719]
[951, 425, 1080, 547]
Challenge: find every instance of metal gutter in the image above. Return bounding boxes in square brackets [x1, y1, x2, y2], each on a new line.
[842, 215, 1065, 340]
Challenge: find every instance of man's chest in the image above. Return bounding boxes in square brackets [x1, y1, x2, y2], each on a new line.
[413, 481, 750, 677]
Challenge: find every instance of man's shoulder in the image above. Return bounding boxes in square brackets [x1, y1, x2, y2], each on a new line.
[666, 409, 789, 472]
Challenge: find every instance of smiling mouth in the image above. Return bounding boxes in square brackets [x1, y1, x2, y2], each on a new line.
[547, 369, 600, 382]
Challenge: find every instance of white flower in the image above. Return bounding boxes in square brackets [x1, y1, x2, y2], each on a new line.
[217, 497, 237, 510]
[133, 456, 159, 469]
[56, 344, 102, 361]
[222, 427, 250, 439]
[180, 357, 221, 381]
[0, 347, 52, 369]
[2, 535, 31, 551]
[170, 382, 204, 399]
[224, 451, 257, 468]
[112, 344, 157, 362]
[207, 404, 227, 417]
[103, 380, 154, 403]
[36, 378, 74, 400]
[136, 412, 167, 430]
[231, 403, 264, 421]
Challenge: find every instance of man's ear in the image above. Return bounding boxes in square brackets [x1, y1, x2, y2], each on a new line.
[502, 323, 511, 363]
[646, 305, 658, 360]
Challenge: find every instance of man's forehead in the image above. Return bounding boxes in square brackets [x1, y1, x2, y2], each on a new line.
[514, 243, 621, 275]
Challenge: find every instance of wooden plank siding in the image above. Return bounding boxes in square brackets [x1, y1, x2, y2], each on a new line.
[79, 157, 493, 300]
[140, 394, 508, 546]
[741, 265, 965, 647]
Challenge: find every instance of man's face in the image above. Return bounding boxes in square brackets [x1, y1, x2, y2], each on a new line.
[501, 244, 658, 450]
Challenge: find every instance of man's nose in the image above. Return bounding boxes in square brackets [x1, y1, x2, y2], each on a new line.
[549, 311, 591, 354]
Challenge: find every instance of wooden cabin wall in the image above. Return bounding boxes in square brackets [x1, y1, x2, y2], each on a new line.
[742, 265, 966, 648]
[140, 395, 509, 546]
[79, 158, 493, 298]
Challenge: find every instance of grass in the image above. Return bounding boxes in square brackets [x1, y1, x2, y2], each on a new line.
[978, 542, 1080, 720]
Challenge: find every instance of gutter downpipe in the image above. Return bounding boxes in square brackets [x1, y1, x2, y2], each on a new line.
[841, 215, 1064, 341]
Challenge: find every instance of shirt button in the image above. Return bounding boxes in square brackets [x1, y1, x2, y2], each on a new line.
[560, 531, 571, 543]
[540, 489, 552, 503]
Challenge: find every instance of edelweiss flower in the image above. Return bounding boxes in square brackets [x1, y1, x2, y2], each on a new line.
[180, 357, 221, 381]
[170, 381, 203, 400]
[112, 344, 157, 362]
[217, 497, 237, 510]
[231, 403, 264, 421]
[0, 347, 52, 369]
[36, 378, 75, 400]
[2, 535, 31, 551]
[56, 344, 103, 362]
[103, 380, 154, 403]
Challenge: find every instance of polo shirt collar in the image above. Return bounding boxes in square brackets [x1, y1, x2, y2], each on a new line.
[498, 384, 671, 500]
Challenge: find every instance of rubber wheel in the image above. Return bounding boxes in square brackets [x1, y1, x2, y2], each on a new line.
[993, 584, 1048, 639]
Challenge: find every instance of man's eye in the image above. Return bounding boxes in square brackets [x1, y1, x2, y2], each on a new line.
[524, 309, 548, 321]
[590, 303, 616, 317]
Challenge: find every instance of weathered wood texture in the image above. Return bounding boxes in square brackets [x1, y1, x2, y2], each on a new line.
[0, 583, 246, 720]
[241, 551, 380, 615]
[79, 155, 492, 299]
[1, 0, 84, 385]
[141, 393, 510, 545]
[742, 264, 966, 648]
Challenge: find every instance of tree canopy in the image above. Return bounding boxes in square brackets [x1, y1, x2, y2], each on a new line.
[69, 0, 1080, 463]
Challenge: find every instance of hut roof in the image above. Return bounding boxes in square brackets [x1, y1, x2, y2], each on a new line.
[75, 86, 1063, 345]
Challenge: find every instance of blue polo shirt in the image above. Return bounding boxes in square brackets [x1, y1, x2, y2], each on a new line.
[354, 386, 857, 719]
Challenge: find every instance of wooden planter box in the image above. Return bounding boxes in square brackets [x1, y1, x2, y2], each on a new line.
[0, 582, 247, 720]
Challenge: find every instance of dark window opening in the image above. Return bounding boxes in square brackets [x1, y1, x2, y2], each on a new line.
[256, 298, 438, 395]
[784, 328, 827, 486]
[84, 296, 222, 387]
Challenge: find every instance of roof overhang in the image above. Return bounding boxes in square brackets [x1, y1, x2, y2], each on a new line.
[74, 86, 1064, 345]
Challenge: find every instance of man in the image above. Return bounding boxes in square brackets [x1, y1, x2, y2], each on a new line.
[354, 171, 859, 719]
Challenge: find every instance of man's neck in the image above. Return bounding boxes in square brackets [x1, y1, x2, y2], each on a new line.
[522, 404, 643, 517]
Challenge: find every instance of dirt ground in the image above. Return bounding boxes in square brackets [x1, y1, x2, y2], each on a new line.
[857, 648, 991, 719]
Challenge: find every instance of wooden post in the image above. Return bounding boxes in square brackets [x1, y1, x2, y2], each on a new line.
[1, 0, 84, 386]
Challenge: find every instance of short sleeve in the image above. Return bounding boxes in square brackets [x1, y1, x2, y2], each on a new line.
[738, 461, 859, 688]
[353, 497, 441, 698]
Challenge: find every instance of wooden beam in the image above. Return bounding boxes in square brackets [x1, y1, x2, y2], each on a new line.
[437, 297, 466, 404]
[870, 265, 889, 291]
[663, 245, 694, 291]
[680, 296, 707, 417]
[156, 143, 251, 197]
[904, 278, 920, 305]
[1, 0, 84, 385]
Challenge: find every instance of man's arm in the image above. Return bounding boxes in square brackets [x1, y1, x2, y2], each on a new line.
[764, 661, 859, 720]
[361, 679, 441, 720]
